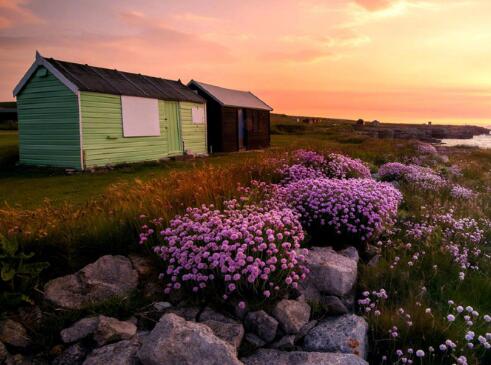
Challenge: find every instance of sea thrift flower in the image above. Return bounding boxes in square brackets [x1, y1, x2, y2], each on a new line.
[144, 201, 308, 305]
[450, 184, 476, 199]
[323, 153, 371, 179]
[277, 178, 402, 244]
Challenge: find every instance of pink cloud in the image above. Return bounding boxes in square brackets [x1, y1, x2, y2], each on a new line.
[0, 0, 42, 28]
[353, 0, 396, 11]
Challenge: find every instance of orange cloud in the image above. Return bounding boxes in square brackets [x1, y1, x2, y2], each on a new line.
[353, 0, 396, 11]
[0, 0, 42, 28]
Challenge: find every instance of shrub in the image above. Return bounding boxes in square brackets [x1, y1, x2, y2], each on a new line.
[277, 164, 325, 185]
[416, 142, 438, 155]
[292, 149, 326, 168]
[378, 162, 447, 191]
[140, 200, 308, 306]
[278, 178, 402, 246]
[323, 153, 372, 179]
[0, 233, 49, 309]
[287, 150, 371, 180]
[450, 184, 476, 199]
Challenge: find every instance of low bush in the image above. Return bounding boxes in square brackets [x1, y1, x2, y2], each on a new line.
[277, 178, 402, 246]
[139, 200, 308, 307]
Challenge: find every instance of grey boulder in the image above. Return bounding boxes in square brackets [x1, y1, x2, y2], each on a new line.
[242, 349, 368, 365]
[83, 336, 143, 365]
[93, 315, 137, 346]
[302, 247, 358, 297]
[53, 343, 88, 365]
[244, 310, 278, 342]
[272, 300, 311, 334]
[201, 320, 244, 350]
[320, 296, 349, 315]
[60, 317, 99, 343]
[303, 314, 368, 359]
[0, 341, 8, 362]
[0, 319, 30, 348]
[44, 255, 139, 309]
[137, 313, 242, 365]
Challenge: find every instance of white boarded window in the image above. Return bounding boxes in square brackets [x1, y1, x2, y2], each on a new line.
[121, 96, 160, 137]
[191, 106, 205, 124]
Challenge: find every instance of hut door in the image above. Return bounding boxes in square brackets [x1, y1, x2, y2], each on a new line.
[164, 101, 182, 155]
[237, 109, 245, 150]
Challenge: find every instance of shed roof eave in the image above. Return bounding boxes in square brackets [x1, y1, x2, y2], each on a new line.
[13, 52, 79, 97]
[188, 80, 272, 111]
[188, 80, 226, 107]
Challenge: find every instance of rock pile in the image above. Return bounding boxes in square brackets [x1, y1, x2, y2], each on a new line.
[1, 247, 368, 364]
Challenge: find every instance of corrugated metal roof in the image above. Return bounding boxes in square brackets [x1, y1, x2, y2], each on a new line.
[40, 58, 204, 103]
[189, 80, 273, 111]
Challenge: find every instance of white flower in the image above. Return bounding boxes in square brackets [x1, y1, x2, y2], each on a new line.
[416, 350, 425, 357]
[484, 315, 491, 322]
[447, 314, 456, 322]
[457, 306, 464, 313]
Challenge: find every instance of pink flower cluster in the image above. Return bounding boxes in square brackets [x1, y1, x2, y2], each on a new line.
[450, 184, 476, 199]
[280, 150, 371, 183]
[141, 200, 308, 303]
[277, 164, 325, 185]
[292, 149, 326, 168]
[277, 178, 402, 243]
[324, 153, 372, 179]
[416, 142, 438, 155]
[378, 162, 446, 191]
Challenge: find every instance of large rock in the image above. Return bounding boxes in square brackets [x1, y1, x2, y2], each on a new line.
[60, 317, 99, 343]
[270, 335, 296, 350]
[244, 310, 278, 342]
[303, 314, 368, 359]
[93, 316, 137, 346]
[198, 308, 244, 349]
[44, 255, 139, 309]
[242, 349, 368, 365]
[320, 296, 349, 315]
[272, 300, 311, 334]
[0, 319, 31, 348]
[302, 247, 358, 297]
[0, 341, 8, 362]
[83, 337, 143, 365]
[137, 313, 242, 365]
[53, 343, 88, 365]
[201, 320, 244, 350]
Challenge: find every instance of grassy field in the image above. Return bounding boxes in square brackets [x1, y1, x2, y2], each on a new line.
[0, 115, 367, 208]
[1, 115, 490, 364]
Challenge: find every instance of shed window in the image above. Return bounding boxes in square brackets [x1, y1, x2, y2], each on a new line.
[121, 96, 160, 137]
[192, 106, 205, 124]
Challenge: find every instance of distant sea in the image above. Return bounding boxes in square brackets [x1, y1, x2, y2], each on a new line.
[442, 130, 491, 149]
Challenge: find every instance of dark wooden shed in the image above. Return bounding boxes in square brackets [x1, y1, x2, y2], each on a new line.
[188, 80, 273, 153]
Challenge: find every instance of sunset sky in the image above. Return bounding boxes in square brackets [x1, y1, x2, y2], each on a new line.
[1, 0, 490, 125]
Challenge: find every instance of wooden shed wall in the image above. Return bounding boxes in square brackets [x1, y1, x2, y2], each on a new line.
[245, 109, 270, 149]
[80, 92, 188, 168]
[221, 107, 238, 152]
[17, 66, 81, 169]
[179, 102, 207, 155]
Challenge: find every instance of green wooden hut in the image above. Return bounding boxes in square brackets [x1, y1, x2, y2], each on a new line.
[13, 52, 207, 170]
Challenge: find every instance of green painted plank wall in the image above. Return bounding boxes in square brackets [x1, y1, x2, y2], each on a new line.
[180, 102, 207, 155]
[16, 66, 81, 169]
[80, 92, 192, 168]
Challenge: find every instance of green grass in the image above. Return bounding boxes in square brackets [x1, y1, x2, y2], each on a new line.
[0, 119, 410, 208]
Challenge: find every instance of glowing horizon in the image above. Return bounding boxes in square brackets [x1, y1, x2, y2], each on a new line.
[1, 0, 491, 126]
